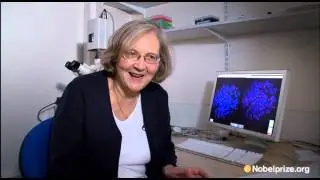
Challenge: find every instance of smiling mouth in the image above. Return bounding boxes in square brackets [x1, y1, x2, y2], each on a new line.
[129, 72, 144, 78]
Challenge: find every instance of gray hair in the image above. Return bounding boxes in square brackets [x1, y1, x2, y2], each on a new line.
[100, 20, 172, 83]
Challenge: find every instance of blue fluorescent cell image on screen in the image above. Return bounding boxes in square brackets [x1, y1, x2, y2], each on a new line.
[242, 81, 279, 121]
[209, 77, 283, 135]
[213, 84, 240, 119]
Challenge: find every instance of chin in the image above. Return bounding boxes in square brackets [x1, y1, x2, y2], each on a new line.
[128, 80, 152, 93]
[127, 81, 148, 93]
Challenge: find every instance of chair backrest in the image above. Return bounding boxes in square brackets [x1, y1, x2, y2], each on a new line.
[19, 117, 53, 178]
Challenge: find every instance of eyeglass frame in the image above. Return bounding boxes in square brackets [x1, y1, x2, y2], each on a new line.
[121, 49, 161, 64]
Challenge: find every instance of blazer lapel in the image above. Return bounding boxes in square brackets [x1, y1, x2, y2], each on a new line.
[141, 88, 159, 159]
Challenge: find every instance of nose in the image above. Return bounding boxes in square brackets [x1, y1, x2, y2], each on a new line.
[133, 56, 146, 71]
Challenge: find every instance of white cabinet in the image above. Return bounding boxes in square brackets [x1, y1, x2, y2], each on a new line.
[161, 2, 319, 72]
[164, 2, 320, 42]
[226, 2, 320, 21]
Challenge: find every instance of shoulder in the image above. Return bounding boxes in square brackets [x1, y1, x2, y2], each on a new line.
[142, 82, 168, 99]
[66, 70, 107, 90]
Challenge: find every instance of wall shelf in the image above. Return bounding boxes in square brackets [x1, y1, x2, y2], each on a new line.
[104, 2, 145, 15]
[104, 2, 167, 16]
[164, 9, 319, 42]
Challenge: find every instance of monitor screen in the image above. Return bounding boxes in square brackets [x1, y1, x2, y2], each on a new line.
[208, 70, 289, 141]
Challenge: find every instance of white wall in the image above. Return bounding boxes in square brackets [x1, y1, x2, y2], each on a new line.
[146, 2, 225, 128]
[161, 39, 225, 128]
[1, 2, 132, 178]
[146, 2, 320, 145]
[1, 2, 85, 177]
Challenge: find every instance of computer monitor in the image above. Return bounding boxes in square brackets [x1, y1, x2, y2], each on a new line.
[207, 70, 290, 144]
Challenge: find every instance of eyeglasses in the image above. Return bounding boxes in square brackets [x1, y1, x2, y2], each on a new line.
[122, 49, 160, 64]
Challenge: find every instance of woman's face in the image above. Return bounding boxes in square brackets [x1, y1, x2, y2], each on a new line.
[115, 31, 160, 94]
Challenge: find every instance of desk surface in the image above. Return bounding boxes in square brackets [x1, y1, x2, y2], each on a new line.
[172, 136, 310, 178]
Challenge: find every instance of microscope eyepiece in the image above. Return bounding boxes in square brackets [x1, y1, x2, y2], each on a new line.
[65, 60, 80, 72]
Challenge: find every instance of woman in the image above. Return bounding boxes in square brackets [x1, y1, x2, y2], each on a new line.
[48, 20, 208, 178]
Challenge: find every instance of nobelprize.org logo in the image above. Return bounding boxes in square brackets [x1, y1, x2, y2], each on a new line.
[243, 165, 252, 173]
[243, 164, 311, 174]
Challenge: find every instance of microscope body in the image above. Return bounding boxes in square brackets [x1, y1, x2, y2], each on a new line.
[65, 58, 104, 76]
[65, 16, 112, 76]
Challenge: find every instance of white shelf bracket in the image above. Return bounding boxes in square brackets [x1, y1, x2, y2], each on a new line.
[224, 43, 230, 71]
[223, 2, 230, 71]
[204, 28, 230, 71]
[204, 28, 227, 42]
[223, 2, 230, 22]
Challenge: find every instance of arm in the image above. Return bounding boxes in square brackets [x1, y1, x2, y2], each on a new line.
[47, 79, 86, 178]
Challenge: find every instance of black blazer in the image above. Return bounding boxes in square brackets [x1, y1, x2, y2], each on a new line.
[47, 70, 177, 179]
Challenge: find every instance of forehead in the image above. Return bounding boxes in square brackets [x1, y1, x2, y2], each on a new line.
[130, 31, 160, 54]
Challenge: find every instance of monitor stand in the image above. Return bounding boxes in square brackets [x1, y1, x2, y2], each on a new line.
[238, 136, 269, 154]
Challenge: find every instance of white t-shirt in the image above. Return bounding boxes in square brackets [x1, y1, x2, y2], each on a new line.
[113, 95, 151, 178]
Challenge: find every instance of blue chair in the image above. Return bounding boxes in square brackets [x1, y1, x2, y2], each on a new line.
[19, 117, 54, 178]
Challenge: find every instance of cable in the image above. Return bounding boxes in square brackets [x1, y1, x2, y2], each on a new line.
[37, 97, 61, 122]
[100, 8, 115, 34]
[99, 9, 107, 19]
[37, 102, 56, 122]
[292, 140, 320, 151]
